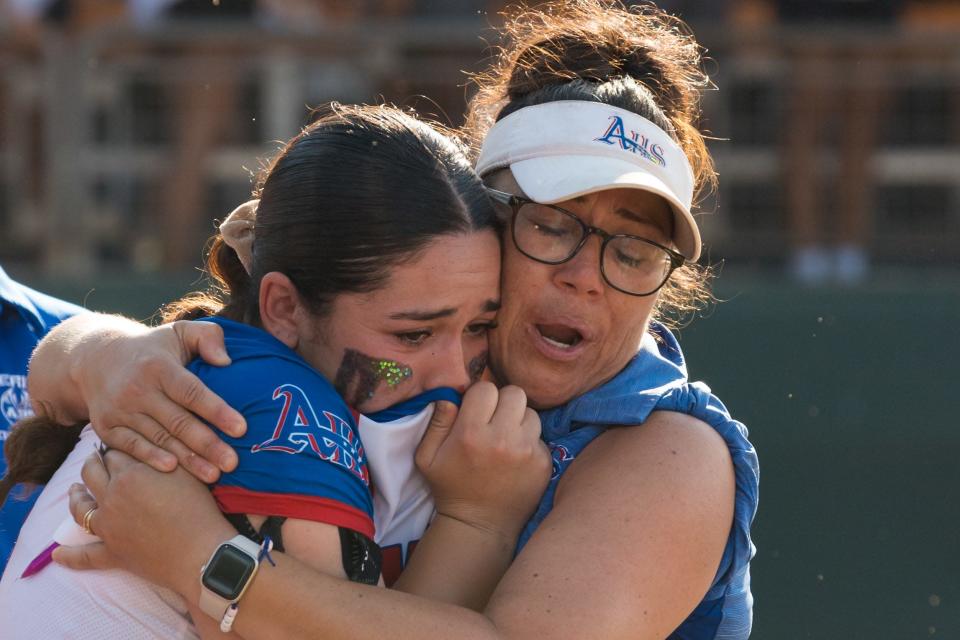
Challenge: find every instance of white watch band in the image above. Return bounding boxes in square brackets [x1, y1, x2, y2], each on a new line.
[199, 535, 262, 623]
[220, 604, 240, 633]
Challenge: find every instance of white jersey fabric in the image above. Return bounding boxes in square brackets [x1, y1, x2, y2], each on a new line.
[0, 391, 446, 637]
[0, 426, 197, 639]
[356, 391, 452, 585]
[361, 407, 435, 550]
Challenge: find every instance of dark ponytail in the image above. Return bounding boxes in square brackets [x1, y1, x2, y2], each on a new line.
[0, 419, 85, 505]
[160, 234, 252, 323]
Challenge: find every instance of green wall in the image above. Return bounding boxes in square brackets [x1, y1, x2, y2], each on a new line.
[679, 274, 960, 639]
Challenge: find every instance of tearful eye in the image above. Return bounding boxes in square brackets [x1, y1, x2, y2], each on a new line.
[396, 330, 431, 345]
[466, 321, 498, 337]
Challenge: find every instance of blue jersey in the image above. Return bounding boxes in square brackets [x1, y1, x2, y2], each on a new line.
[0, 267, 85, 571]
[189, 317, 374, 539]
[518, 322, 759, 640]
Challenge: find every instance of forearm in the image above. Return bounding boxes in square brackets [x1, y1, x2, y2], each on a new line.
[138, 492, 497, 640]
[232, 551, 502, 640]
[392, 513, 516, 610]
[27, 313, 149, 423]
[187, 517, 348, 640]
[169, 515, 502, 640]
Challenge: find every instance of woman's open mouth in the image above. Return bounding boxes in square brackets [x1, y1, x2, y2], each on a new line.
[536, 324, 584, 349]
[530, 322, 591, 361]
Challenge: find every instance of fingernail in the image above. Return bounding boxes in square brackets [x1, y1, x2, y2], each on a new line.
[441, 401, 458, 416]
[229, 418, 246, 437]
[218, 452, 236, 473]
[199, 466, 218, 484]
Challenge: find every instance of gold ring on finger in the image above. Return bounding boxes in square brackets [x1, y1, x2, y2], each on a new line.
[81, 506, 97, 536]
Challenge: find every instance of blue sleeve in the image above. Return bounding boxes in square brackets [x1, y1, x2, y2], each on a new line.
[189, 355, 375, 539]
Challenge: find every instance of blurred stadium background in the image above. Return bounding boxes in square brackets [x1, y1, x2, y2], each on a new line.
[1, 1, 958, 637]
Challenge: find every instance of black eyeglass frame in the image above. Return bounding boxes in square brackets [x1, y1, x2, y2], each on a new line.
[486, 187, 686, 297]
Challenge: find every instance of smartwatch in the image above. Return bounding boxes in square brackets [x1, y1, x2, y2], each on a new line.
[199, 535, 261, 624]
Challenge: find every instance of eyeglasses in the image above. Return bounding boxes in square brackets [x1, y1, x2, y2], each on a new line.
[487, 188, 685, 297]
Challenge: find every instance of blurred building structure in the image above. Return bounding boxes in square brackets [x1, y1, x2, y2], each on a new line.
[0, 0, 958, 277]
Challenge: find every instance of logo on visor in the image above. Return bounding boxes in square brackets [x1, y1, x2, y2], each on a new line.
[594, 115, 667, 167]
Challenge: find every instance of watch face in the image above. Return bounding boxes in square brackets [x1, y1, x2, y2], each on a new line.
[201, 544, 256, 600]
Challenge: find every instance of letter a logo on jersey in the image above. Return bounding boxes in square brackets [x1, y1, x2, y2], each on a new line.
[253, 383, 369, 484]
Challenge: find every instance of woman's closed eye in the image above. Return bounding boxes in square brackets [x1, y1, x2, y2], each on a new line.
[532, 222, 569, 238]
[614, 247, 649, 269]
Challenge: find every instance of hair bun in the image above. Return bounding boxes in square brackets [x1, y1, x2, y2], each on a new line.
[507, 7, 698, 120]
[466, 1, 706, 143]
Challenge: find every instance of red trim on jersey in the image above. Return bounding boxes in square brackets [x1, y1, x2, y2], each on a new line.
[380, 539, 420, 587]
[212, 485, 375, 539]
[381, 545, 403, 587]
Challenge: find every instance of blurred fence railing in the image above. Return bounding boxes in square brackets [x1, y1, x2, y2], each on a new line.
[700, 26, 960, 266]
[1, 19, 959, 274]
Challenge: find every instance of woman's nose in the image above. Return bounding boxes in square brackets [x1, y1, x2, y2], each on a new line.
[553, 234, 604, 296]
[429, 338, 472, 392]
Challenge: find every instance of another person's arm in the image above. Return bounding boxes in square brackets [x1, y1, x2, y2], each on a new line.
[187, 519, 350, 640]
[59, 409, 733, 639]
[28, 313, 244, 481]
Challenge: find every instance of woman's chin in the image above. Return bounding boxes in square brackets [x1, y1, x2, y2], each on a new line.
[517, 378, 578, 411]
[491, 354, 581, 410]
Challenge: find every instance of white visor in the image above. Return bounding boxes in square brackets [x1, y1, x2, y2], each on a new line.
[476, 100, 700, 261]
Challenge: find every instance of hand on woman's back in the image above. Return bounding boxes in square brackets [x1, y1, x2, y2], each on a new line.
[25, 313, 244, 481]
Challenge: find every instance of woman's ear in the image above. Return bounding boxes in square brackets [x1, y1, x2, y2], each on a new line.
[259, 272, 302, 349]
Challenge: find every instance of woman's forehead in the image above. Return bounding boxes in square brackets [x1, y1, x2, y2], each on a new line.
[350, 231, 502, 310]
[566, 189, 673, 228]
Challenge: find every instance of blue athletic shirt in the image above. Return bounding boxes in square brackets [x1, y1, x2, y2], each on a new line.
[517, 321, 759, 640]
[0, 267, 85, 571]
[188, 317, 374, 539]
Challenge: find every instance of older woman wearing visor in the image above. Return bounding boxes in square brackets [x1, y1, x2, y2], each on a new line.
[27, 2, 758, 638]
[481, 99, 693, 299]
